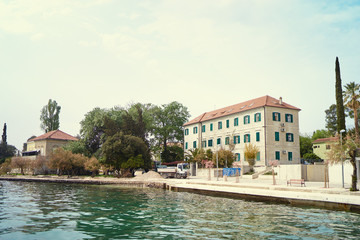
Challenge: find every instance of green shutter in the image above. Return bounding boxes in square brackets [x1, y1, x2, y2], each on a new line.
[233, 136, 237, 144]
[279, 113, 281, 122]
[256, 132, 260, 141]
[256, 152, 260, 161]
[276, 151, 280, 160]
[288, 152, 293, 161]
[185, 142, 188, 149]
[273, 112, 276, 121]
[210, 123, 213, 131]
[259, 113, 261, 121]
[237, 135, 240, 143]
[248, 134, 250, 142]
[244, 135, 246, 143]
[275, 132, 279, 141]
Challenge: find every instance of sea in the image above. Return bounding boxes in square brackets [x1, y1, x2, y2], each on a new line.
[0, 181, 359, 239]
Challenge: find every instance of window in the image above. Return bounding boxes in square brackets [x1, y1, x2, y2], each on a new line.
[275, 132, 280, 141]
[234, 118, 239, 126]
[193, 141, 197, 148]
[244, 115, 250, 124]
[225, 137, 230, 145]
[193, 127, 198, 134]
[233, 135, 240, 144]
[256, 132, 260, 142]
[273, 112, 281, 121]
[244, 134, 250, 143]
[286, 133, 294, 142]
[235, 153, 240, 161]
[185, 142, 188, 149]
[254, 113, 261, 122]
[210, 123, 213, 131]
[285, 114, 293, 123]
[184, 129, 189, 135]
[288, 152, 293, 161]
[226, 119, 230, 128]
[275, 151, 280, 160]
[208, 139, 213, 147]
[202, 140, 207, 148]
[217, 138, 221, 145]
[256, 152, 260, 161]
[202, 125, 206, 133]
[218, 121, 222, 130]
[326, 145, 331, 150]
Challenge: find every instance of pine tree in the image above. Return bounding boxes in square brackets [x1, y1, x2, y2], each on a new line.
[335, 57, 346, 133]
[0, 123, 7, 161]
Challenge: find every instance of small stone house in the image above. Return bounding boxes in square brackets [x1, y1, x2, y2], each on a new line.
[23, 130, 78, 158]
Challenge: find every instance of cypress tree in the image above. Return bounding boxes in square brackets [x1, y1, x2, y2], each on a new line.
[335, 57, 346, 133]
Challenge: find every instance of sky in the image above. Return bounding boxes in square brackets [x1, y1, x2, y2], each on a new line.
[1, 0, 360, 151]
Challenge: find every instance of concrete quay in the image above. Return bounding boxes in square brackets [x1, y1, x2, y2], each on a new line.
[164, 176, 360, 212]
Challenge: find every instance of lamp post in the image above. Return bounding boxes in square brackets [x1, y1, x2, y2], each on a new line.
[340, 129, 345, 188]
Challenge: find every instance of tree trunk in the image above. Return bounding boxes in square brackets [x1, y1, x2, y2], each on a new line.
[350, 151, 358, 191]
[354, 108, 359, 141]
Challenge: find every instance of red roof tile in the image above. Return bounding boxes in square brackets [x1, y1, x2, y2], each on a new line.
[30, 130, 78, 142]
[312, 137, 338, 143]
[184, 95, 300, 126]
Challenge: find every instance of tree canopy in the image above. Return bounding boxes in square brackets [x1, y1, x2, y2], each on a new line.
[40, 99, 61, 133]
[335, 57, 346, 134]
[343, 82, 360, 140]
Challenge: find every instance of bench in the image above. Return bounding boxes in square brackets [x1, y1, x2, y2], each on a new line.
[287, 179, 305, 187]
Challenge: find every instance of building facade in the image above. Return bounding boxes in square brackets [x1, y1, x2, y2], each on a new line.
[312, 137, 338, 160]
[23, 130, 78, 158]
[183, 96, 301, 166]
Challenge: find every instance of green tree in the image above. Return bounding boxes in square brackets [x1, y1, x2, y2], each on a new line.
[343, 82, 360, 140]
[212, 148, 234, 168]
[327, 133, 359, 191]
[312, 129, 332, 141]
[101, 132, 151, 175]
[161, 145, 184, 163]
[335, 57, 346, 134]
[63, 140, 88, 155]
[153, 102, 190, 162]
[300, 135, 313, 157]
[325, 104, 338, 135]
[40, 99, 61, 133]
[244, 143, 259, 171]
[0, 123, 16, 163]
[303, 152, 321, 160]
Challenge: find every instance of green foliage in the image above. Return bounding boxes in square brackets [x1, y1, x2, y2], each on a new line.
[153, 101, 190, 161]
[325, 104, 338, 135]
[101, 132, 151, 172]
[84, 157, 101, 177]
[312, 129, 332, 141]
[121, 155, 144, 170]
[49, 148, 89, 176]
[40, 99, 61, 133]
[303, 152, 321, 160]
[300, 135, 313, 157]
[161, 145, 184, 163]
[244, 143, 259, 171]
[335, 57, 346, 133]
[63, 140, 88, 155]
[0, 123, 16, 163]
[212, 148, 235, 168]
[343, 82, 360, 140]
[0, 158, 12, 175]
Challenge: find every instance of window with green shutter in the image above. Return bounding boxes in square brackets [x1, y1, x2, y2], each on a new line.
[237, 135, 240, 144]
[193, 127, 198, 134]
[208, 139, 213, 147]
[235, 153, 240, 161]
[210, 123, 213, 131]
[285, 114, 293, 123]
[202, 140, 206, 148]
[288, 152, 293, 161]
[256, 132, 260, 142]
[275, 132, 280, 141]
[275, 151, 280, 160]
[184, 129, 189, 135]
[185, 142, 188, 149]
[226, 119, 229, 128]
[218, 121, 222, 130]
[256, 152, 260, 161]
[244, 115, 250, 124]
[254, 113, 261, 122]
[225, 137, 229, 145]
[234, 118, 239, 126]
[202, 125, 206, 132]
[286, 133, 294, 142]
[193, 141, 197, 148]
[217, 138, 221, 145]
[273, 112, 281, 121]
[244, 134, 250, 143]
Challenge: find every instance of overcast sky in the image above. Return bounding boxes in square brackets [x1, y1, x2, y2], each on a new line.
[1, 0, 359, 150]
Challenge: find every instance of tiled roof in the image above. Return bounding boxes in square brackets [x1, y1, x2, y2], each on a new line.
[312, 137, 338, 143]
[184, 95, 300, 126]
[30, 130, 78, 142]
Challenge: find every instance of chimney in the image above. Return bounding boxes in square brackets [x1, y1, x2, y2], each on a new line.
[279, 97, 283, 104]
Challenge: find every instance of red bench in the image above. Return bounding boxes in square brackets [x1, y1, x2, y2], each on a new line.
[287, 179, 305, 187]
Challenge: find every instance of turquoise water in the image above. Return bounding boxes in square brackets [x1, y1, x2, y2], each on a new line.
[0, 181, 359, 239]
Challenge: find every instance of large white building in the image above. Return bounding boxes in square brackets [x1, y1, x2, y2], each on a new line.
[183, 96, 301, 166]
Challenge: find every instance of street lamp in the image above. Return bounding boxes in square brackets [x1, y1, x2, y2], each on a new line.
[340, 129, 346, 188]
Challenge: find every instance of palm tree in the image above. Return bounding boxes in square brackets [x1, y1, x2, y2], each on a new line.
[343, 82, 360, 140]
